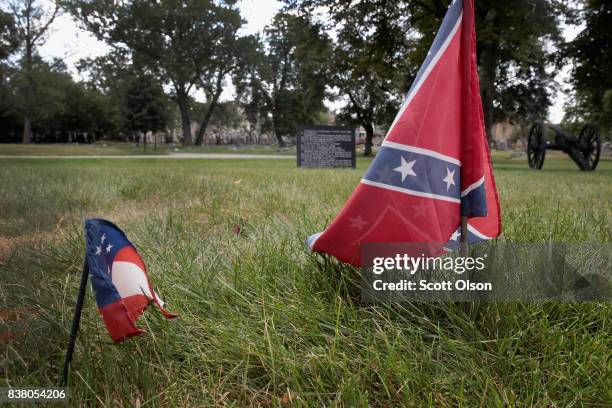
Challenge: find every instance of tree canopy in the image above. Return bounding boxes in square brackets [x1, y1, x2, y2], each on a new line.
[563, 0, 612, 135]
[66, 0, 247, 146]
[5, 0, 60, 143]
[0, 0, 609, 147]
[0, 57, 113, 142]
[234, 12, 331, 147]
[287, 0, 569, 144]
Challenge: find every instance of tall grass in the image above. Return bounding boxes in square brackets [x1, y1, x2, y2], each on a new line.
[0, 153, 610, 406]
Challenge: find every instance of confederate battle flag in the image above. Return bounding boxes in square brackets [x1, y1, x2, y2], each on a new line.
[307, 0, 502, 266]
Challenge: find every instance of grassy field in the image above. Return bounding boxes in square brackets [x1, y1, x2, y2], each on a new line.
[0, 150, 610, 406]
[0, 143, 296, 156]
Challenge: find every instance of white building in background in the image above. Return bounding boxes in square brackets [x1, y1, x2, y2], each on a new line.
[355, 126, 386, 146]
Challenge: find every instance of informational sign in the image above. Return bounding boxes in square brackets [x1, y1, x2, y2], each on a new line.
[297, 125, 356, 168]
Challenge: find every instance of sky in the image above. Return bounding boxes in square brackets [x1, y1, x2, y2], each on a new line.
[37, 0, 578, 123]
[38, 0, 283, 79]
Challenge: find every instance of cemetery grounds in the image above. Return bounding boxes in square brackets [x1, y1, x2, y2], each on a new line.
[0, 148, 610, 406]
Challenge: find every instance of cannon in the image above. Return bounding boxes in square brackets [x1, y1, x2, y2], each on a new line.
[527, 123, 601, 171]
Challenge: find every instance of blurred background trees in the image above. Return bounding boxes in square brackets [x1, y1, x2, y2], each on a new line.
[562, 0, 612, 135]
[4, 0, 59, 143]
[288, 0, 570, 148]
[287, 0, 411, 155]
[64, 0, 248, 146]
[0, 0, 609, 147]
[234, 12, 331, 147]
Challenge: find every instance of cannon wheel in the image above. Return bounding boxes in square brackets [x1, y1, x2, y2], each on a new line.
[527, 123, 546, 169]
[578, 124, 601, 170]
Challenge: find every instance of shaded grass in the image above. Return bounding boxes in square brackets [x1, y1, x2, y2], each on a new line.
[0, 143, 143, 156]
[0, 152, 610, 406]
[0, 143, 297, 156]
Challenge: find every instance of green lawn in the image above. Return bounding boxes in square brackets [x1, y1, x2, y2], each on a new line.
[0, 142, 296, 156]
[0, 152, 610, 406]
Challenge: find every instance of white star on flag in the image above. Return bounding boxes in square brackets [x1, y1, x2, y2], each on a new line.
[450, 230, 460, 241]
[442, 166, 455, 191]
[106, 243, 113, 253]
[393, 156, 417, 182]
[349, 215, 367, 230]
[101, 233, 106, 243]
[95, 245, 102, 256]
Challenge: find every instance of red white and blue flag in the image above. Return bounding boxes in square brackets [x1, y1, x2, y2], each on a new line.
[307, 0, 501, 266]
[84, 219, 177, 343]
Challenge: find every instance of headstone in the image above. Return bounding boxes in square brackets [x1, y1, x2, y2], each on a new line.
[297, 125, 356, 168]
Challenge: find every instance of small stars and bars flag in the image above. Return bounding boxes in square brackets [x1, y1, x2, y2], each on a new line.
[84, 219, 177, 343]
[307, 0, 501, 266]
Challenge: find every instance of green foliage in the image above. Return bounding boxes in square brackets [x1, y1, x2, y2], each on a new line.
[0, 57, 114, 142]
[477, 0, 564, 125]
[286, 0, 410, 155]
[66, 0, 247, 146]
[235, 13, 332, 147]
[123, 74, 172, 136]
[190, 100, 244, 143]
[563, 0, 612, 136]
[3, 0, 60, 142]
[0, 9, 19, 60]
[193, 34, 258, 145]
[77, 53, 173, 139]
[289, 0, 568, 143]
[206, 101, 243, 131]
[1, 0, 606, 146]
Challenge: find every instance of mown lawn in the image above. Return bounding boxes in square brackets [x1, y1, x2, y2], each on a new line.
[0, 142, 296, 156]
[0, 151, 610, 406]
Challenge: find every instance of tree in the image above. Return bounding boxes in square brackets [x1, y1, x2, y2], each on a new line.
[193, 100, 243, 144]
[0, 10, 18, 116]
[235, 13, 331, 147]
[1, 56, 113, 142]
[66, 0, 246, 147]
[285, 1, 410, 155]
[0, 9, 19, 60]
[233, 35, 271, 145]
[6, 0, 60, 143]
[193, 34, 258, 145]
[78, 52, 172, 142]
[75, 51, 130, 138]
[289, 0, 567, 143]
[123, 73, 172, 143]
[563, 0, 612, 135]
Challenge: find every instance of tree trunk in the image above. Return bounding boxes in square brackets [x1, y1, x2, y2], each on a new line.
[273, 123, 286, 148]
[274, 132, 286, 148]
[271, 110, 286, 148]
[478, 43, 498, 143]
[363, 122, 374, 156]
[195, 99, 219, 145]
[22, 42, 33, 144]
[177, 94, 193, 146]
[22, 116, 32, 144]
[195, 73, 224, 145]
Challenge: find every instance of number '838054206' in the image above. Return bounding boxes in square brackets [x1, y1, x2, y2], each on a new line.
[1, 387, 67, 402]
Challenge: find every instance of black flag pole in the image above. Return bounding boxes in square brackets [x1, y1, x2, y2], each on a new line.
[61, 258, 90, 387]
[460, 215, 469, 257]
